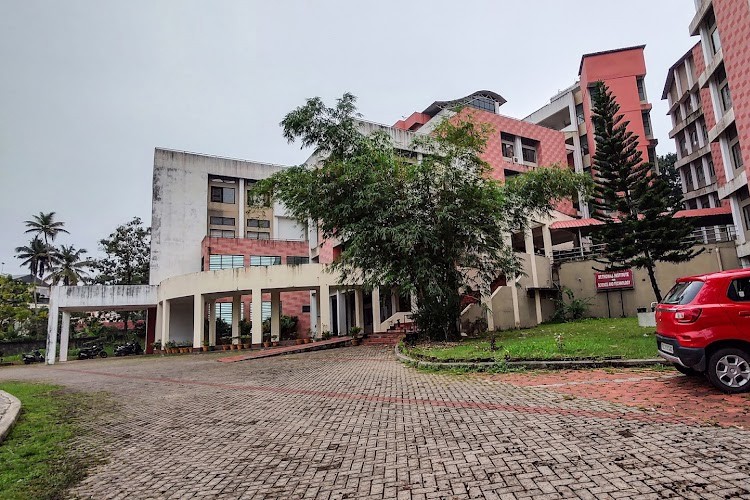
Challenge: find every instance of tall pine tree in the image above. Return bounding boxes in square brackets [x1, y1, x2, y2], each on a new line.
[590, 81, 698, 302]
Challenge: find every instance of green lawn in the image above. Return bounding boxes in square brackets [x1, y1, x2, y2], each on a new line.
[0, 382, 101, 500]
[406, 317, 657, 362]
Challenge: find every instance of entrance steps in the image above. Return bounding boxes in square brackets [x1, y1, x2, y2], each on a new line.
[217, 336, 351, 363]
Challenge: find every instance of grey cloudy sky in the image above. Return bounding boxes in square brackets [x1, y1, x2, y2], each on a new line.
[1, 0, 694, 275]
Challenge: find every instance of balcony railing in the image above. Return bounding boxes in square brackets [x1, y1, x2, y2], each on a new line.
[552, 225, 736, 263]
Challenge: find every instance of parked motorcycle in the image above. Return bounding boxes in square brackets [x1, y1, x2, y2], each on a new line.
[22, 349, 45, 364]
[114, 341, 143, 357]
[78, 345, 108, 360]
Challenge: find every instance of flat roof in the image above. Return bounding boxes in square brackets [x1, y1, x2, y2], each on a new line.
[578, 45, 647, 75]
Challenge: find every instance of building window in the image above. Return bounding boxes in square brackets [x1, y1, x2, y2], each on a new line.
[706, 11, 721, 55]
[209, 216, 235, 226]
[246, 231, 271, 240]
[575, 103, 585, 125]
[683, 166, 695, 191]
[214, 302, 240, 324]
[642, 111, 653, 137]
[716, 66, 732, 113]
[501, 132, 515, 160]
[210, 186, 235, 204]
[647, 147, 656, 166]
[743, 205, 750, 233]
[701, 121, 709, 143]
[287, 256, 310, 265]
[247, 219, 271, 228]
[209, 254, 244, 270]
[689, 127, 699, 149]
[636, 77, 647, 102]
[209, 229, 235, 238]
[695, 163, 706, 187]
[728, 125, 743, 171]
[580, 134, 589, 156]
[521, 138, 538, 164]
[246, 182, 271, 207]
[302, 305, 311, 313]
[679, 134, 689, 157]
[466, 96, 496, 113]
[708, 160, 716, 179]
[249, 256, 281, 266]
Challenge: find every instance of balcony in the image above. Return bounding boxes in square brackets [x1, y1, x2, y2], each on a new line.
[708, 107, 735, 143]
[675, 145, 710, 169]
[698, 48, 724, 90]
[669, 107, 704, 139]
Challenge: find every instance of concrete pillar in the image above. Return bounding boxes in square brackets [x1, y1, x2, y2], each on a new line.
[270, 291, 280, 341]
[524, 229, 543, 325]
[193, 294, 204, 349]
[336, 289, 347, 335]
[390, 288, 399, 316]
[208, 299, 216, 346]
[161, 299, 171, 347]
[232, 295, 241, 344]
[354, 288, 364, 328]
[310, 291, 318, 336]
[155, 302, 162, 349]
[480, 294, 495, 332]
[542, 225, 553, 259]
[45, 289, 59, 365]
[371, 287, 381, 332]
[510, 277, 521, 328]
[251, 289, 263, 345]
[319, 284, 331, 334]
[238, 178, 245, 238]
[145, 307, 157, 354]
[59, 311, 71, 362]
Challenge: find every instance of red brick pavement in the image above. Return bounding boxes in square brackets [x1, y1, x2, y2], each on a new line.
[492, 368, 750, 429]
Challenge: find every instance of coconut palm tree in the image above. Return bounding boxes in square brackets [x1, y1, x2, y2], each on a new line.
[47, 245, 90, 286]
[24, 211, 69, 245]
[15, 237, 60, 307]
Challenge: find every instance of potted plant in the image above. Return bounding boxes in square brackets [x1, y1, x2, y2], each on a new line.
[241, 336, 252, 349]
[152, 340, 162, 354]
[349, 326, 363, 346]
[321, 330, 332, 341]
[179, 341, 190, 354]
[202, 340, 210, 352]
[166, 340, 177, 354]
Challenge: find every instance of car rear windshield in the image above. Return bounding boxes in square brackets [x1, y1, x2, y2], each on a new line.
[662, 281, 704, 305]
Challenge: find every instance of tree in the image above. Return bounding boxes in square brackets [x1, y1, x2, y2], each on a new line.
[657, 152, 683, 207]
[24, 211, 69, 245]
[590, 81, 698, 302]
[0, 275, 33, 337]
[47, 245, 90, 286]
[15, 237, 60, 307]
[256, 93, 589, 340]
[91, 217, 151, 335]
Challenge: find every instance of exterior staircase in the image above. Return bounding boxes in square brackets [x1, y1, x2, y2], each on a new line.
[361, 322, 415, 346]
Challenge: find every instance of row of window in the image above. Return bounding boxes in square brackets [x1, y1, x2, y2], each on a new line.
[209, 217, 272, 228]
[214, 301, 271, 324]
[208, 254, 309, 270]
[210, 186, 271, 206]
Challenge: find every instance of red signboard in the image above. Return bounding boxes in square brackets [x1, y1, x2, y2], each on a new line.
[595, 270, 634, 291]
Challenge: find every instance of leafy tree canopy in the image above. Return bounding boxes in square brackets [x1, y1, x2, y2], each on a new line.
[91, 217, 151, 286]
[255, 93, 590, 340]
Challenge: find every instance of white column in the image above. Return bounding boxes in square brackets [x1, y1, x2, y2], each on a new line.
[238, 178, 245, 238]
[354, 288, 364, 328]
[232, 295, 241, 344]
[270, 291, 281, 341]
[161, 299, 171, 347]
[251, 289, 263, 345]
[390, 288, 399, 316]
[59, 311, 71, 362]
[208, 299, 216, 346]
[336, 289, 347, 335]
[371, 287, 381, 332]
[193, 294, 204, 350]
[481, 294, 495, 332]
[310, 291, 318, 336]
[510, 277, 521, 328]
[319, 284, 331, 334]
[45, 288, 59, 365]
[155, 301, 163, 347]
[542, 224, 553, 259]
[524, 229, 539, 288]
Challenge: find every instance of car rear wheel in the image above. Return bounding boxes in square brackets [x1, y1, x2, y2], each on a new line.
[706, 348, 750, 394]
[99, 351, 108, 358]
[673, 363, 701, 376]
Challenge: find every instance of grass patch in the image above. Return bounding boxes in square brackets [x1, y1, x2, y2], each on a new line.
[407, 317, 656, 363]
[0, 382, 103, 499]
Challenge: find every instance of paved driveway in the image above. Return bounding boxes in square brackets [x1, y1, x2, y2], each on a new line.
[1, 347, 749, 499]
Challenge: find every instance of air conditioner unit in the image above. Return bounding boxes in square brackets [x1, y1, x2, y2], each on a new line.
[512, 156, 519, 163]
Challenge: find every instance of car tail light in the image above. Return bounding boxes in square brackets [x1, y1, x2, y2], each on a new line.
[675, 308, 702, 323]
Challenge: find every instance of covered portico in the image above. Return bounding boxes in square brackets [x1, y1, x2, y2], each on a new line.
[156, 264, 388, 350]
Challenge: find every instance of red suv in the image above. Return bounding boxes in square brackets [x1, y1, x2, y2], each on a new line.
[656, 269, 750, 393]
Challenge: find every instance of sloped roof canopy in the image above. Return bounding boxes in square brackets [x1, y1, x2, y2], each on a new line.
[422, 90, 506, 117]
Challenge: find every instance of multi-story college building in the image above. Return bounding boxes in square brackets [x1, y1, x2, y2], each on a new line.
[43, 43, 741, 363]
[664, 0, 750, 264]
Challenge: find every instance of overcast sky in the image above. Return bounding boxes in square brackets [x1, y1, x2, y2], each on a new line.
[1, 0, 695, 276]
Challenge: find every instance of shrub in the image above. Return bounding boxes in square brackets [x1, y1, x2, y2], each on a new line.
[553, 287, 592, 322]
